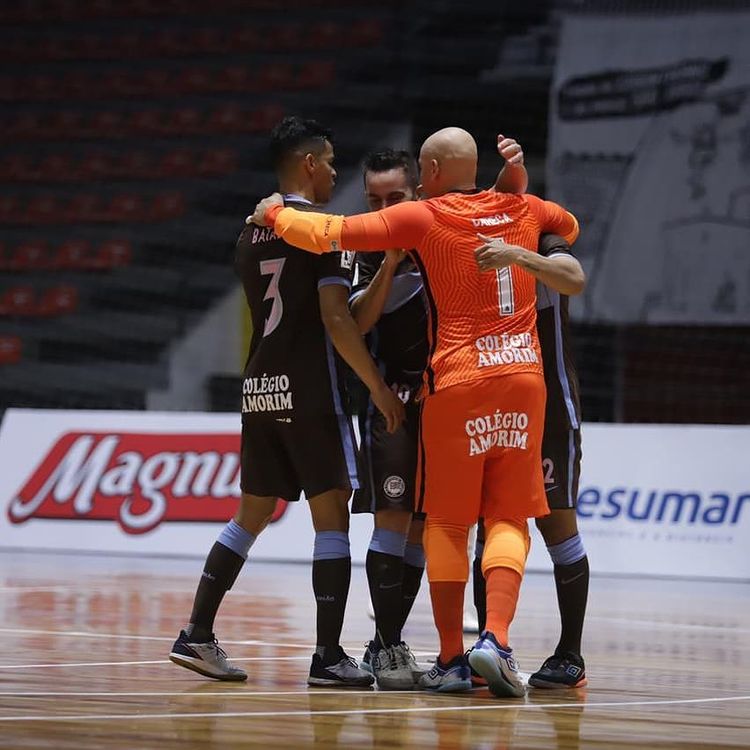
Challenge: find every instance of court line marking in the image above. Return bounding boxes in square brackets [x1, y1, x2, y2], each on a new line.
[585, 616, 750, 634]
[0, 690, 414, 698]
[0, 627, 435, 658]
[0, 656, 312, 670]
[0, 695, 747, 723]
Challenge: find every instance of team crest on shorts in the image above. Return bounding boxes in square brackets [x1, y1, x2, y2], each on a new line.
[383, 475, 406, 499]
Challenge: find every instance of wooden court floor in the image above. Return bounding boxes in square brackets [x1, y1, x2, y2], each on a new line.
[0, 551, 748, 750]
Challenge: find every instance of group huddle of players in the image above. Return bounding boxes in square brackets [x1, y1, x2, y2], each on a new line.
[168, 117, 590, 698]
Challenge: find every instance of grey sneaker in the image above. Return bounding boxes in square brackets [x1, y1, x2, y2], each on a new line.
[308, 647, 375, 688]
[360, 640, 377, 674]
[468, 630, 525, 698]
[371, 645, 416, 690]
[397, 642, 427, 684]
[169, 630, 247, 681]
[418, 654, 472, 693]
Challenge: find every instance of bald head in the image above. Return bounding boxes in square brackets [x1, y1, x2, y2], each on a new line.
[418, 127, 478, 198]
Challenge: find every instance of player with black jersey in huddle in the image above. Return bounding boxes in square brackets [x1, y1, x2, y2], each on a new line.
[169, 117, 403, 688]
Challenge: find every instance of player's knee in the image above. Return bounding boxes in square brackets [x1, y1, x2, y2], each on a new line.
[408, 517, 425, 546]
[309, 490, 350, 532]
[482, 518, 530, 578]
[236, 494, 278, 536]
[375, 508, 412, 535]
[423, 518, 469, 582]
[536, 508, 579, 546]
[313, 530, 350, 561]
[547, 532, 587, 566]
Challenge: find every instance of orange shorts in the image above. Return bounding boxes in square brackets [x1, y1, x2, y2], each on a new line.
[417, 373, 549, 526]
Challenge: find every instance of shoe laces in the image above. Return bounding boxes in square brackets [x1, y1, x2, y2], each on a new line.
[211, 638, 228, 660]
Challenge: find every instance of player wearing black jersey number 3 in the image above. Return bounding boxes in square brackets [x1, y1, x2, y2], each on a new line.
[169, 117, 403, 689]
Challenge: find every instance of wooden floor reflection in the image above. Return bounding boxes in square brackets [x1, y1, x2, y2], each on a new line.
[0, 551, 748, 749]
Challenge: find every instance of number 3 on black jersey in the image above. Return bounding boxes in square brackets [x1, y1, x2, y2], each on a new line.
[260, 258, 286, 337]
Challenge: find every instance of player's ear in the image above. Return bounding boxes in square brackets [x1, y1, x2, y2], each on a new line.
[303, 152, 316, 175]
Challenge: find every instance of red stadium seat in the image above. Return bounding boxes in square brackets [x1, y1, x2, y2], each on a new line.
[198, 148, 237, 176]
[56, 239, 94, 269]
[0, 335, 22, 364]
[10, 241, 51, 271]
[150, 191, 185, 220]
[97, 239, 132, 269]
[2, 286, 37, 316]
[173, 107, 202, 133]
[66, 193, 101, 222]
[0, 196, 21, 223]
[108, 193, 146, 221]
[160, 149, 193, 177]
[79, 152, 111, 180]
[207, 103, 244, 132]
[0, 154, 34, 181]
[297, 61, 335, 88]
[257, 64, 294, 92]
[26, 195, 63, 223]
[250, 102, 284, 131]
[38, 285, 79, 316]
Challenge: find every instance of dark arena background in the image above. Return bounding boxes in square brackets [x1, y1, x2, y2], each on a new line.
[0, 1, 748, 748]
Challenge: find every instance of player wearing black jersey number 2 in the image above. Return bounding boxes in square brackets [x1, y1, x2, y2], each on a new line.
[169, 117, 403, 689]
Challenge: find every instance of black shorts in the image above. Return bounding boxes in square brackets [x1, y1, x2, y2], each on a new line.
[541, 427, 582, 510]
[240, 411, 359, 502]
[352, 398, 422, 516]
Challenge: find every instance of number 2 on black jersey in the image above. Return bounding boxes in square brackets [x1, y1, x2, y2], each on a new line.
[259, 258, 286, 337]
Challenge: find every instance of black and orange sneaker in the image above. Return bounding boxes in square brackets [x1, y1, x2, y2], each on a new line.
[528, 652, 587, 689]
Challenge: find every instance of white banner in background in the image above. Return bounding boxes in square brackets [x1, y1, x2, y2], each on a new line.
[0, 410, 748, 580]
[548, 12, 750, 324]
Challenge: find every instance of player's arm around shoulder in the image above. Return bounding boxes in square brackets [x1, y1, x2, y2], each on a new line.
[522, 193, 580, 246]
[248, 194, 433, 254]
[474, 232, 585, 297]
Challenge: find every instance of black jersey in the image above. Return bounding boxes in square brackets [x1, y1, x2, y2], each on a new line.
[536, 234, 583, 432]
[235, 196, 354, 417]
[350, 252, 429, 389]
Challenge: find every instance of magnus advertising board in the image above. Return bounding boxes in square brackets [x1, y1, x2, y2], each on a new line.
[0, 409, 747, 580]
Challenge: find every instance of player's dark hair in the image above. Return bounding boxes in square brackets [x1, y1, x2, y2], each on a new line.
[362, 149, 418, 190]
[269, 116, 333, 171]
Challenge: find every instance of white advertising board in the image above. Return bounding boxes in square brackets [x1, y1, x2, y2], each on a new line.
[548, 12, 750, 324]
[0, 410, 747, 580]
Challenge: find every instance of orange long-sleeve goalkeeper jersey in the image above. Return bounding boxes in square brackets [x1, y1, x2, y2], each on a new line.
[266, 189, 579, 395]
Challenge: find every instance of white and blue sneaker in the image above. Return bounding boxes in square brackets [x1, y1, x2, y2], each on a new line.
[468, 630, 525, 698]
[169, 630, 247, 681]
[418, 654, 472, 693]
[308, 647, 375, 688]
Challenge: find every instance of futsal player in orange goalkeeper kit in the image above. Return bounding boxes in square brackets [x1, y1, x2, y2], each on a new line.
[250, 127, 580, 698]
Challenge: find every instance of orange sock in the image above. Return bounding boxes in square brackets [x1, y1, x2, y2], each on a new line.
[484, 566, 522, 647]
[429, 581, 465, 663]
